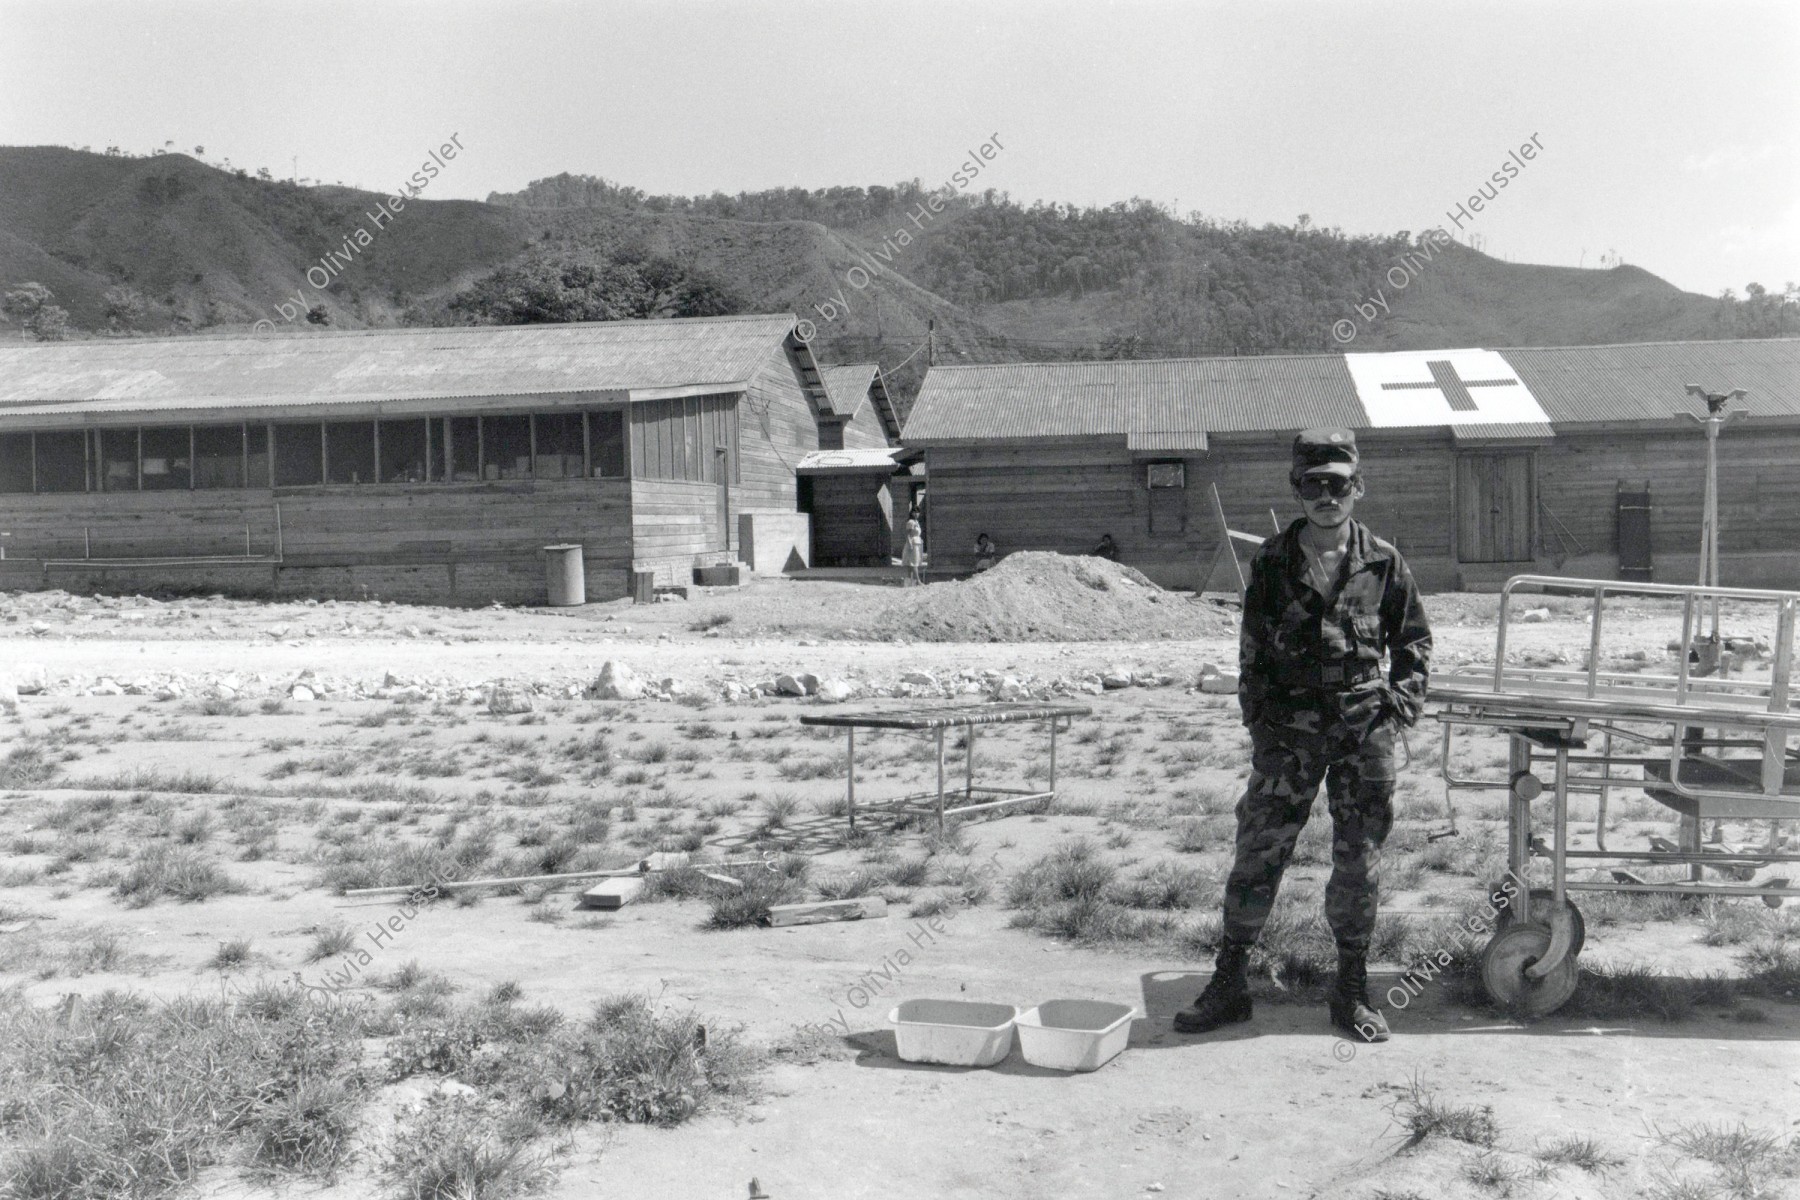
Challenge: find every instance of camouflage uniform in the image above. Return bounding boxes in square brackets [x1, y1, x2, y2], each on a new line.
[1221, 517, 1432, 953]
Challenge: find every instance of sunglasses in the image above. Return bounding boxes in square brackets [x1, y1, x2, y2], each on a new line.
[1296, 475, 1356, 500]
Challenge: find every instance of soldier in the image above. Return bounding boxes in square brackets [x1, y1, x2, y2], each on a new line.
[1174, 428, 1432, 1042]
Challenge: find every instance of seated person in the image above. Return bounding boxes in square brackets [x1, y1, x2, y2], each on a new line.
[973, 532, 998, 572]
[1093, 533, 1119, 560]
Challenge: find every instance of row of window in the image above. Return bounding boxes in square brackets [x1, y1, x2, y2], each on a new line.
[0, 411, 634, 493]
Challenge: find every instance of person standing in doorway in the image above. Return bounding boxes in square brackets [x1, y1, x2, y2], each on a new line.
[1174, 429, 1432, 1043]
[901, 510, 925, 586]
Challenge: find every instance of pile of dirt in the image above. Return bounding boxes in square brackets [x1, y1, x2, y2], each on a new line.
[873, 552, 1237, 643]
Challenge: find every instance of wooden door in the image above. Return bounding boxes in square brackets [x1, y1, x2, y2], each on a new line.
[1456, 453, 1534, 562]
[716, 448, 731, 552]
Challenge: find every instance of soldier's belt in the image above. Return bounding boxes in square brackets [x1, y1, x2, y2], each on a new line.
[1278, 661, 1383, 689]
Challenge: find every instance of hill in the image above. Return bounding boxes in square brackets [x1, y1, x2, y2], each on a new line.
[2, 146, 1794, 415]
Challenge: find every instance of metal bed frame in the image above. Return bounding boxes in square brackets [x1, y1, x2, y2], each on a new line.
[799, 702, 1091, 831]
[1433, 575, 1800, 1016]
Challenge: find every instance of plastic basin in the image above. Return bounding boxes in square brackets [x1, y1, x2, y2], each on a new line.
[888, 999, 1018, 1067]
[1015, 999, 1137, 1071]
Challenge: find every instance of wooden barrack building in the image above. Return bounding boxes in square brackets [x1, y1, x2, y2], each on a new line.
[0, 315, 898, 603]
[902, 339, 1800, 591]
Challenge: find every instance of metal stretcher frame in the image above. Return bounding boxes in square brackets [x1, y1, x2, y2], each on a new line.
[1431, 575, 1800, 1016]
[799, 702, 1091, 830]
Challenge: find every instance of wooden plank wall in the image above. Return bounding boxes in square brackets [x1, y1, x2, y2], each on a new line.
[629, 477, 721, 580]
[922, 435, 1458, 588]
[839, 396, 892, 451]
[739, 349, 821, 514]
[625, 348, 824, 583]
[0, 479, 633, 602]
[1539, 427, 1800, 560]
[808, 473, 894, 566]
[923, 426, 1800, 590]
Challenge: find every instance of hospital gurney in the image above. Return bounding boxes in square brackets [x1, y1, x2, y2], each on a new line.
[1433, 576, 1800, 1016]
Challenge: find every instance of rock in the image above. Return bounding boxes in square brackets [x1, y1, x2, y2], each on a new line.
[1100, 665, 1135, 689]
[992, 675, 1029, 701]
[1199, 670, 1239, 695]
[267, 625, 289, 639]
[0, 676, 17, 714]
[591, 661, 645, 700]
[289, 684, 316, 702]
[775, 674, 814, 697]
[900, 670, 937, 688]
[1518, 607, 1551, 623]
[815, 678, 856, 703]
[393, 686, 429, 703]
[28, 621, 51, 637]
[487, 686, 534, 715]
[92, 679, 124, 696]
[12, 663, 48, 694]
[659, 676, 688, 697]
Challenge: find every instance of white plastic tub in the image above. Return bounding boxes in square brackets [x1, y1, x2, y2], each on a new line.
[1015, 999, 1137, 1071]
[888, 999, 1018, 1067]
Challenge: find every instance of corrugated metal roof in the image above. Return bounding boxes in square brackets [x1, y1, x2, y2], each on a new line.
[0, 315, 801, 425]
[1503, 340, 1800, 424]
[904, 340, 1800, 443]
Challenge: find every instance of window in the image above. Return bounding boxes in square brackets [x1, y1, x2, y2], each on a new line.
[378, 419, 429, 483]
[193, 425, 245, 489]
[99, 429, 138, 491]
[533, 413, 583, 479]
[447, 417, 480, 480]
[247, 425, 271, 488]
[273, 423, 323, 486]
[140, 426, 191, 491]
[483, 415, 530, 480]
[590, 410, 625, 477]
[0, 433, 29, 493]
[35, 432, 87, 492]
[325, 421, 374, 484]
[427, 418, 447, 482]
[1147, 459, 1186, 536]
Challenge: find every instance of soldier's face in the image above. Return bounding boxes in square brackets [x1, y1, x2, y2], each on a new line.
[1294, 472, 1362, 528]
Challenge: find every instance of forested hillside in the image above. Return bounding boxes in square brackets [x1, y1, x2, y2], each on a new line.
[3, 147, 1794, 418]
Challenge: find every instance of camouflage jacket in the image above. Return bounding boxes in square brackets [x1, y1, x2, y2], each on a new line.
[1237, 518, 1432, 736]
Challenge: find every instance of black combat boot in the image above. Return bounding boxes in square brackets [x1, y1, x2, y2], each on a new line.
[1173, 940, 1253, 1033]
[1329, 948, 1390, 1042]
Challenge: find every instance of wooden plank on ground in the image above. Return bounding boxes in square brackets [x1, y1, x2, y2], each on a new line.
[581, 877, 646, 910]
[768, 897, 888, 927]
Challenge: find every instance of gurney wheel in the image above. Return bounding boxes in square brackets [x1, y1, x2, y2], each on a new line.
[1480, 925, 1578, 1018]
[1497, 889, 1585, 957]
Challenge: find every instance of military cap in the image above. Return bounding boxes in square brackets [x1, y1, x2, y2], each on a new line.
[1292, 428, 1359, 477]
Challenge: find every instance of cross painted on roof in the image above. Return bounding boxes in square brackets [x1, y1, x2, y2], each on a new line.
[1378, 359, 1519, 413]
[1343, 348, 1551, 429]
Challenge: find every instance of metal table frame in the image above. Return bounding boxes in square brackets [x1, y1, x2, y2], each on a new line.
[799, 702, 1092, 830]
[1434, 575, 1800, 1015]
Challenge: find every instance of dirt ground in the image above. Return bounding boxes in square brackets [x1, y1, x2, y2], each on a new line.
[3, 569, 1798, 1200]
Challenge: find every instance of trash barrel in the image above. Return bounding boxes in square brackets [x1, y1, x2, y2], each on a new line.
[544, 544, 585, 607]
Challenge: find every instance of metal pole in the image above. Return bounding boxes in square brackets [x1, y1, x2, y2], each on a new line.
[1585, 586, 1605, 698]
[965, 727, 975, 799]
[1049, 719, 1058, 794]
[935, 728, 946, 830]
[846, 727, 856, 833]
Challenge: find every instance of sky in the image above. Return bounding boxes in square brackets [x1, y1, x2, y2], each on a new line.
[1, 0, 1796, 298]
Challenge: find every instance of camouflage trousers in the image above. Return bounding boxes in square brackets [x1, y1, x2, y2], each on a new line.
[1219, 716, 1397, 954]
